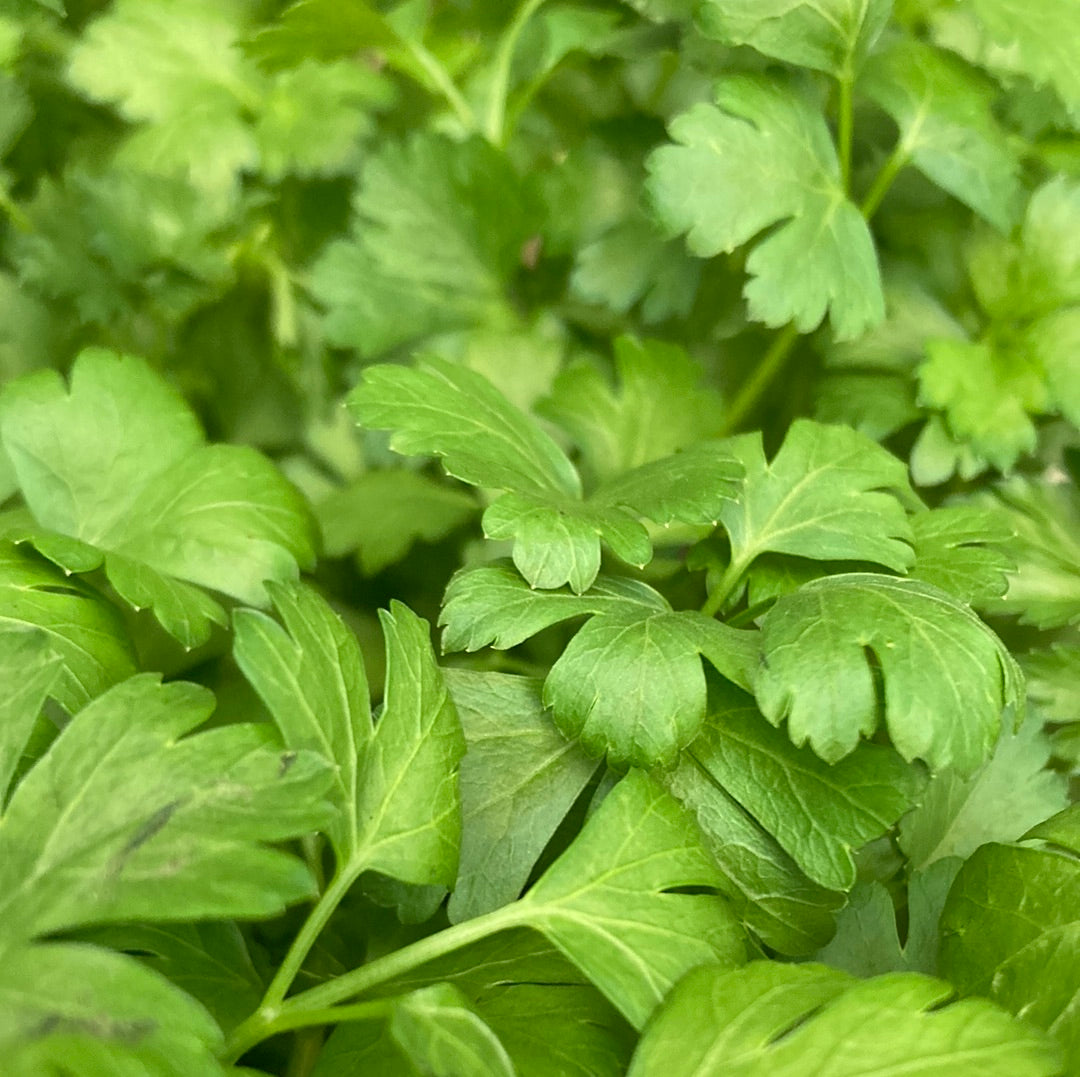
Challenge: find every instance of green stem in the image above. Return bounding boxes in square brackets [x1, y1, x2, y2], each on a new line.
[837, 73, 854, 192]
[859, 143, 910, 220]
[222, 903, 524, 1064]
[719, 323, 800, 436]
[260, 866, 361, 1013]
[405, 41, 477, 132]
[484, 0, 549, 145]
[223, 1000, 394, 1066]
[700, 554, 751, 619]
[0, 186, 31, 232]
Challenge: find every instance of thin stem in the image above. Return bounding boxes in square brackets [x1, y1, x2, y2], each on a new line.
[260, 867, 360, 1013]
[700, 554, 751, 619]
[223, 1000, 394, 1066]
[484, 0, 548, 145]
[719, 323, 800, 437]
[222, 903, 524, 1064]
[837, 73, 854, 192]
[405, 41, 477, 132]
[860, 143, 910, 220]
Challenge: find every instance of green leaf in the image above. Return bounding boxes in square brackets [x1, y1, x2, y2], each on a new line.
[1025, 644, 1080, 724]
[317, 470, 477, 576]
[975, 477, 1080, 629]
[917, 338, 1045, 473]
[444, 670, 598, 922]
[236, 587, 464, 887]
[0, 628, 59, 804]
[663, 752, 846, 956]
[628, 961, 1062, 1076]
[898, 712, 1068, 871]
[78, 922, 264, 1037]
[969, 0, 1080, 121]
[861, 35, 1023, 229]
[689, 685, 924, 890]
[516, 769, 747, 1029]
[697, 0, 892, 77]
[0, 350, 315, 647]
[441, 564, 758, 766]
[537, 337, 725, 483]
[647, 74, 884, 340]
[244, 0, 397, 69]
[940, 829, 1080, 1071]
[0, 675, 332, 953]
[756, 573, 1023, 770]
[311, 135, 537, 358]
[352, 358, 741, 591]
[0, 542, 136, 712]
[717, 419, 916, 595]
[0, 941, 225, 1077]
[908, 506, 1016, 603]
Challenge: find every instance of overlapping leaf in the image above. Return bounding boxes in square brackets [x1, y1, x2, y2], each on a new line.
[235, 585, 465, 888]
[0, 628, 59, 803]
[861, 35, 1023, 229]
[351, 358, 743, 593]
[627, 961, 1061, 1076]
[755, 573, 1023, 770]
[441, 564, 757, 766]
[444, 670, 597, 922]
[908, 506, 1015, 603]
[0, 543, 135, 712]
[647, 73, 884, 340]
[714, 419, 916, 605]
[697, 0, 892, 77]
[0, 350, 315, 647]
[940, 806, 1080, 1072]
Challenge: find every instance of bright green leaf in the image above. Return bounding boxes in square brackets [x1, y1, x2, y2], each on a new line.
[647, 74, 884, 340]
[756, 573, 1023, 770]
[0, 350, 315, 647]
[0, 628, 59, 804]
[691, 685, 924, 890]
[697, 0, 893, 77]
[444, 670, 598, 922]
[0, 675, 332, 953]
[908, 505, 1015, 603]
[861, 35, 1023, 229]
[628, 960, 1062, 1076]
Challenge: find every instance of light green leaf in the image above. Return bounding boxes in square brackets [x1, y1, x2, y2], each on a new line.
[0, 350, 315, 647]
[543, 607, 757, 766]
[969, 0, 1080, 121]
[940, 828, 1080, 1071]
[756, 573, 1023, 770]
[0, 675, 332, 954]
[515, 769, 746, 1029]
[312, 135, 536, 358]
[975, 477, 1080, 629]
[690, 685, 924, 890]
[244, 0, 397, 69]
[440, 564, 668, 653]
[444, 670, 598, 922]
[78, 922, 264, 1036]
[0, 942, 225, 1077]
[0, 542, 136, 712]
[664, 749, 846, 956]
[537, 337, 725, 483]
[908, 506, 1015, 603]
[717, 420, 915, 598]
[898, 712, 1068, 871]
[647, 74, 884, 340]
[236, 587, 465, 888]
[0, 628, 60, 804]
[918, 338, 1045, 473]
[317, 470, 476, 576]
[1024, 644, 1080, 724]
[861, 35, 1023, 229]
[628, 961, 1062, 1076]
[698, 0, 892, 76]
[353, 359, 741, 591]
[233, 583, 372, 863]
